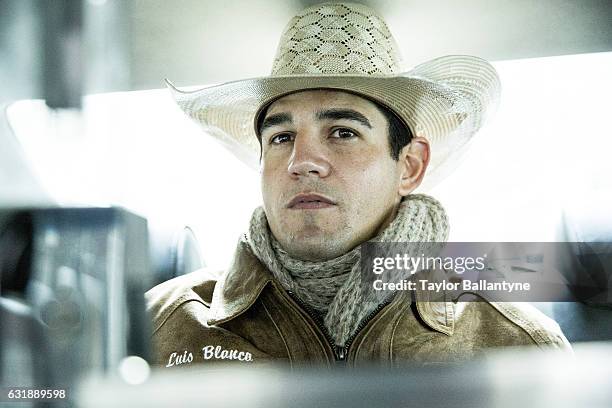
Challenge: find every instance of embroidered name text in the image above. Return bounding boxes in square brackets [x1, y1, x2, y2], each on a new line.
[166, 350, 193, 367]
[202, 345, 253, 362]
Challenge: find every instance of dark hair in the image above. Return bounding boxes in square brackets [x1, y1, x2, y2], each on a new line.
[375, 103, 413, 160]
[256, 96, 413, 161]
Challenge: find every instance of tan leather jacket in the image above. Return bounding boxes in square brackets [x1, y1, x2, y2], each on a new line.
[145, 239, 571, 368]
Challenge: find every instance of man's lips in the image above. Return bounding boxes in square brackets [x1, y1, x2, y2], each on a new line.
[287, 193, 337, 209]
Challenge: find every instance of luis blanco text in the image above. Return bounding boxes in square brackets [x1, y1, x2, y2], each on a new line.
[166, 346, 253, 367]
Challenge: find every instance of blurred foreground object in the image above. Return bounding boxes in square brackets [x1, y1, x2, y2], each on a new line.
[535, 194, 612, 342]
[0, 0, 130, 207]
[78, 343, 612, 408]
[0, 207, 152, 402]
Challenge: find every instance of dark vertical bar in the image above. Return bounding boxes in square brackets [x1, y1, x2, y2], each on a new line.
[42, 0, 84, 109]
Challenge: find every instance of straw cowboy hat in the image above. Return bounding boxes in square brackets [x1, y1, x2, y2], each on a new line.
[167, 2, 500, 191]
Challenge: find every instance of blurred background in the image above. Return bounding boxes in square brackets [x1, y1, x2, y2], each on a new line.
[2, 0, 612, 269]
[1, 0, 612, 406]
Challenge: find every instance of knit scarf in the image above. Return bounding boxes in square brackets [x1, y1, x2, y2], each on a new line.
[246, 194, 449, 346]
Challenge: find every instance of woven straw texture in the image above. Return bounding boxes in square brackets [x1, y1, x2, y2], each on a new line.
[167, 2, 501, 190]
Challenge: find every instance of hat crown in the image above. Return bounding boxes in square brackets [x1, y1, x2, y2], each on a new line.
[271, 3, 404, 76]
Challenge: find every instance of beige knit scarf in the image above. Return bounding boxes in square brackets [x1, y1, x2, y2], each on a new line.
[246, 194, 449, 346]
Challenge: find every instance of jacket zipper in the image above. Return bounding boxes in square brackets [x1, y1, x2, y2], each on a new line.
[286, 290, 394, 363]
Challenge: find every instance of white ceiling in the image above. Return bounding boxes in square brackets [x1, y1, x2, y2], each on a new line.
[130, 0, 612, 89]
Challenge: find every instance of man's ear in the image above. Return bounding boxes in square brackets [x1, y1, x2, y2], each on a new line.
[398, 136, 430, 196]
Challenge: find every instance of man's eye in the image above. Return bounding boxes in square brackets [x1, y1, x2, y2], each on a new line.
[270, 133, 293, 144]
[331, 128, 357, 139]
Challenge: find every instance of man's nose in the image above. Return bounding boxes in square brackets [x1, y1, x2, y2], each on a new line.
[287, 134, 331, 179]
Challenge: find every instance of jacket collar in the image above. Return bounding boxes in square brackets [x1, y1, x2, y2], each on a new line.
[414, 268, 458, 336]
[207, 237, 272, 325]
[208, 237, 458, 335]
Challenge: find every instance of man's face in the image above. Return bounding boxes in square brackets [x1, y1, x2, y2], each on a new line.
[259, 90, 409, 261]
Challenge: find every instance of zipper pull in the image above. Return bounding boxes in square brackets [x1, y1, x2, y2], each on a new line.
[334, 345, 347, 361]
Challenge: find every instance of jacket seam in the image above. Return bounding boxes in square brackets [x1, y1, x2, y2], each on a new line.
[445, 300, 455, 334]
[488, 302, 551, 347]
[273, 284, 332, 366]
[261, 297, 294, 368]
[389, 301, 411, 364]
[152, 296, 209, 336]
[208, 280, 271, 325]
[414, 287, 453, 336]
[353, 297, 401, 367]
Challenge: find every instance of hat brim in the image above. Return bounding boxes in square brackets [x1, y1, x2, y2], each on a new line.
[167, 55, 500, 191]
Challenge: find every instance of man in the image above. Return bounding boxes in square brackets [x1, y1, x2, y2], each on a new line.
[147, 2, 570, 367]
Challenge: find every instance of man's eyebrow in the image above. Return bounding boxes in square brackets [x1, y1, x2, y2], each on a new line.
[259, 112, 293, 134]
[316, 108, 372, 129]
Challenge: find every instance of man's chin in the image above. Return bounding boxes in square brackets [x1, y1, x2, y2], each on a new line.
[278, 234, 348, 261]
[271, 215, 351, 260]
